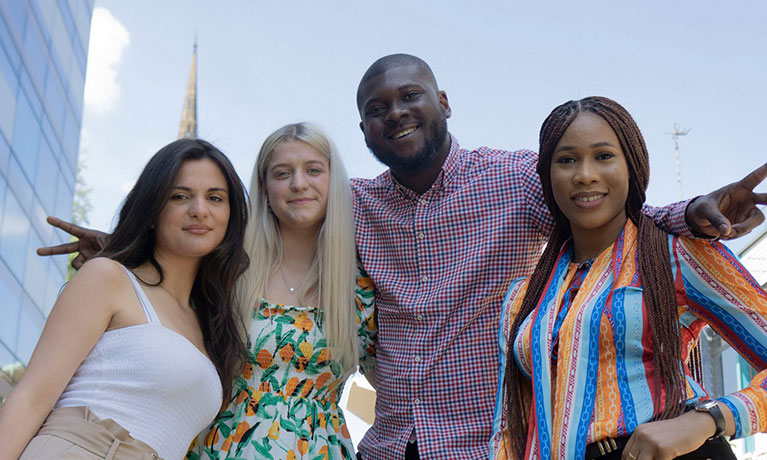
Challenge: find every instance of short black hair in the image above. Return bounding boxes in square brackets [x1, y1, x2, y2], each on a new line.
[356, 53, 438, 109]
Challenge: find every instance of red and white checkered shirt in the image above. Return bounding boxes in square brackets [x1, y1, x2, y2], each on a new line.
[351, 136, 690, 460]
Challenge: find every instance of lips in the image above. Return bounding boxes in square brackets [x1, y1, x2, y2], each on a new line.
[289, 197, 315, 205]
[572, 192, 607, 208]
[387, 125, 418, 140]
[184, 224, 212, 235]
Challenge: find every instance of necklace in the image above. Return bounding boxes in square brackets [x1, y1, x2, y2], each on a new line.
[279, 266, 296, 295]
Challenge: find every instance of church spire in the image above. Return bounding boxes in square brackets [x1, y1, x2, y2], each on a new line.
[178, 37, 197, 139]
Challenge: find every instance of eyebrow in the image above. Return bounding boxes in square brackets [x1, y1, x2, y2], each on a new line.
[269, 160, 327, 170]
[554, 141, 618, 153]
[172, 185, 228, 193]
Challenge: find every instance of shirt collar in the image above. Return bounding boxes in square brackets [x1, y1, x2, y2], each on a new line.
[385, 133, 461, 200]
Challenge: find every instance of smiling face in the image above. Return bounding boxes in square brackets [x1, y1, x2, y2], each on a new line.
[551, 111, 630, 255]
[264, 140, 330, 233]
[154, 158, 231, 260]
[357, 63, 451, 173]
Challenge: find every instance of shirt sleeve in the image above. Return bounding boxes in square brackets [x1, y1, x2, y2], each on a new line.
[354, 264, 377, 376]
[643, 199, 694, 237]
[513, 149, 554, 238]
[673, 236, 767, 438]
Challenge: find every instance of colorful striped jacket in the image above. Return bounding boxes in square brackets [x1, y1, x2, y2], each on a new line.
[491, 221, 767, 459]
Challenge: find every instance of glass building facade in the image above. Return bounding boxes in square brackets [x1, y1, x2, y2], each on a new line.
[0, 0, 93, 400]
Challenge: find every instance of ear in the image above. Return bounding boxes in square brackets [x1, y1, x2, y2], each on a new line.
[359, 121, 365, 134]
[439, 90, 451, 119]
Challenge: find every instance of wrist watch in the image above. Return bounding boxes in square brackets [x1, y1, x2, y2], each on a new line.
[694, 399, 726, 438]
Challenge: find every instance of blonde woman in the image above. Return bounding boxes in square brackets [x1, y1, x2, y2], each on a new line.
[187, 123, 376, 460]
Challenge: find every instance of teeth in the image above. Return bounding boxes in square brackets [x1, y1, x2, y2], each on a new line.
[393, 127, 416, 139]
[575, 195, 604, 202]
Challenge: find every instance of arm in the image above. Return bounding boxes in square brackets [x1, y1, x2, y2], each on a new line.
[0, 258, 122, 459]
[36, 216, 109, 269]
[622, 236, 767, 459]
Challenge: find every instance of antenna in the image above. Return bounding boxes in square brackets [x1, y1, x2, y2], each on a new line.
[665, 124, 690, 200]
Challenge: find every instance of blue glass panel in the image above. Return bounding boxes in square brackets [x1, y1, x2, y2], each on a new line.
[40, 112, 60, 162]
[0, 72, 15, 149]
[43, 68, 65, 132]
[19, 68, 42, 119]
[0, 187, 31, 281]
[58, 149, 74, 190]
[28, 195, 48, 245]
[28, 0, 53, 46]
[66, 61, 83, 121]
[0, 258, 21, 349]
[0, 0, 29, 51]
[53, 169, 73, 221]
[0, 39, 18, 90]
[0, 11, 22, 74]
[61, 105, 78, 170]
[16, 293, 44, 365]
[11, 90, 40, 182]
[7, 155, 33, 212]
[34, 137, 57, 215]
[0, 173, 6, 227]
[21, 15, 47, 97]
[24, 229, 47, 308]
[44, 258, 64, 315]
[0, 132, 8, 177]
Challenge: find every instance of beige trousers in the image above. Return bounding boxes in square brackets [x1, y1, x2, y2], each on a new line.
[19, 406, 162, 460]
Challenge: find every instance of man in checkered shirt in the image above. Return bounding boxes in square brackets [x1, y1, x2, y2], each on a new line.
[352, 54, 767, 460]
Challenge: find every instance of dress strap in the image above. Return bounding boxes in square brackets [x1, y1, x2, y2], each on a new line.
[119, 265, 162, 325]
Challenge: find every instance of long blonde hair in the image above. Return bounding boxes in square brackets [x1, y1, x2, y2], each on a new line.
[237, 122, 359, 372]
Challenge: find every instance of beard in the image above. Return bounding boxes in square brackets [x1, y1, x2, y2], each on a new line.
[366, 118, 448, 174]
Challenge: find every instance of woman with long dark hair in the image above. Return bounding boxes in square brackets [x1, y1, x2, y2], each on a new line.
[0, 139, 249, 460]
[490, 97, 767, 460]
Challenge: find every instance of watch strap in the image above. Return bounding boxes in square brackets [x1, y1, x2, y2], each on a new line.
[695, 400, 726, 438]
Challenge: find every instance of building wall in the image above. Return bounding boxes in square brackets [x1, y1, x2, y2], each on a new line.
[0, 0, 93, 399]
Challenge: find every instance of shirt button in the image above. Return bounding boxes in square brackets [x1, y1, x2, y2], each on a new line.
[421, 275, 429, 282]
[414, 355, 421, 363]
[419, 198, 427, 206]
[416, 314, 424, 321]
[417, 232, 425, 239]
[414, 398, 421, 405]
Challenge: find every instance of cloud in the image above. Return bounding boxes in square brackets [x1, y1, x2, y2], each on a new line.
[83, 8, 130, 113]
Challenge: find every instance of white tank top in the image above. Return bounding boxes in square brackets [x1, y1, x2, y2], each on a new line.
[56, 266, 223, 460]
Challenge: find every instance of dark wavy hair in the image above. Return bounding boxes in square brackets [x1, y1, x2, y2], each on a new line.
[100, 138, 249, 402]
[504, 97, 685, 459]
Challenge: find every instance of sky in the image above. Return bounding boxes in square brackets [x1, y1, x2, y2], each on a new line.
[70, 0, 767, 445]
[78, 0, 767, 257]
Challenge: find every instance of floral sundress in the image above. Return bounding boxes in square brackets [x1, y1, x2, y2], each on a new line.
[188, 267, 376, 460]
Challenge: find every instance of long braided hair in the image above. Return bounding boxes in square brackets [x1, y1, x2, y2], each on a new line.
[504, 97, 686, 459]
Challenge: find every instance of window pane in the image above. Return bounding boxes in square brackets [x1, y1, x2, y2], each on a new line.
[21, 15, 48, 97]
[11, 91, 40, 183]
[0, 187, 30, 280]
[24, 230, 46, 308]
[0, 258, 21, 350]
[16, 293, 44, 365]
[0, 1, 29, 50]
[34, 137, 57, 215]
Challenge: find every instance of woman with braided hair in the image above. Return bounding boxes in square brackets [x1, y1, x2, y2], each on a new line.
[490, 96, 767, 460]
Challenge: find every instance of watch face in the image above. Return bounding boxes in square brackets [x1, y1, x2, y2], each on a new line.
[696, 400, 717, 411]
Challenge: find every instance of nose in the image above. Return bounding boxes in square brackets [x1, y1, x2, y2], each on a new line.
[385, 101, 409, 124]
[574, 159, 599, 184]
[290, 171, 309, 192]
[188, 195, 210, 219]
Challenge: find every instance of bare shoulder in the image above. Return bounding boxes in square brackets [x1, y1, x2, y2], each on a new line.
[67, 257, 131, 294]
